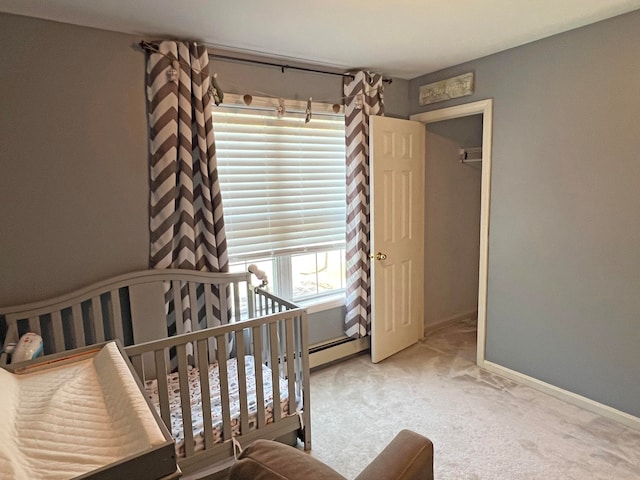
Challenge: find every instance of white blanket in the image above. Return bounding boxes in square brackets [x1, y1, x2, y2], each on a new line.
[0, 343, 167, 480]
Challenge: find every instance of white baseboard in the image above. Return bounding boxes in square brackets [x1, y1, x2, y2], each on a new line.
[482, 360, 640, 431]
[309, 336, 370, 369]
[423, 309, 478, 337]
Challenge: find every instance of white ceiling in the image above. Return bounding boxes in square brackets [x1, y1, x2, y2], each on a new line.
[2, 0, 640, 79]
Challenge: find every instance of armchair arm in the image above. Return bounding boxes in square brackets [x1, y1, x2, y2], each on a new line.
[229, 439, 347, 480]
[354, 430, 434, 480]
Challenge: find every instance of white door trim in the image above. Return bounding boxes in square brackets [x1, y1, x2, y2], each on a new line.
[410, 99, 493, 367]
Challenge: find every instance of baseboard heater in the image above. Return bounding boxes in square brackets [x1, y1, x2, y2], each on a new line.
[309, 336, 370, 370]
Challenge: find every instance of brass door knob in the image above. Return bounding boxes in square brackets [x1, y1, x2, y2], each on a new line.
[373, 252, 387, 260]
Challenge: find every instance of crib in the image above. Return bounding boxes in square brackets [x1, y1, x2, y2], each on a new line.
[0, 269, 311, 478]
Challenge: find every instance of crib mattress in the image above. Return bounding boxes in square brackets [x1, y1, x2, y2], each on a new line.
[0, 342, 175, 480]
[145, 356, 296, 457]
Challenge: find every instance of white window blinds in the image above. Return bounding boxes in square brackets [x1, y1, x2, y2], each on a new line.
[213, 98, 346, 261]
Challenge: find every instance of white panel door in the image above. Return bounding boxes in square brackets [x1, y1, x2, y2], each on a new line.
[370, 116, 425, 363]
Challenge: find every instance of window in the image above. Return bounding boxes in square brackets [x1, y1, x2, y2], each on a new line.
[214, 95, 346, 303]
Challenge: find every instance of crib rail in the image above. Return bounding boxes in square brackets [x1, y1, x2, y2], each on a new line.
[125, 307, 311, 474]
[254, 287, 300, 314]
[0, 270, 312, 477]
[0, 270, 254, 366]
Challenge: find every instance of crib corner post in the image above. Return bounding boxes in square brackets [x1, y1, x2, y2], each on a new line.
[303, 425, 312, 451]
[299, 309, 311, 451]
[247, 282, 255, 319]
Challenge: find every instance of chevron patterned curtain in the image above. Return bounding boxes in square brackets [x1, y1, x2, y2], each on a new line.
[344, 71, 385, 338]
[145, 41, 228, 347]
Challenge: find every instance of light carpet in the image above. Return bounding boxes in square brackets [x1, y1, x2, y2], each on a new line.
[308, 318, 640, 479]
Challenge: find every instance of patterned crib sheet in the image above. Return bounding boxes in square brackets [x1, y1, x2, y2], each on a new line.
[144, 356, 295, 458]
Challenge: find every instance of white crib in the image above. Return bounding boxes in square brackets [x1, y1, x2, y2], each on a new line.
[0, 269, 311, 478]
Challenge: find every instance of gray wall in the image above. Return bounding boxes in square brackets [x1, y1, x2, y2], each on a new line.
[424, 117, 482, 327]
[427, 115, 483, 149]
[0, 13, 409, 344]
[410, 10, 640, 417]
[0, 13, 150, 306]
[308, 306, 347, 347]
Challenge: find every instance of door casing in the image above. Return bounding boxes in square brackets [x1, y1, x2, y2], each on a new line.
[410, 99, 493, 367]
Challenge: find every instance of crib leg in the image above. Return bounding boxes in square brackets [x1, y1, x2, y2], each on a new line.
[300, 418, 311, 451]
[303, 429, 312, 451]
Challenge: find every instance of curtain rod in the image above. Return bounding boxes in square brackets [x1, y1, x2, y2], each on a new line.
[209, 53, 393, 84]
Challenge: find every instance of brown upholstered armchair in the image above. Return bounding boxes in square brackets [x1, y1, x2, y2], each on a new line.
[228, 430, 434, 480]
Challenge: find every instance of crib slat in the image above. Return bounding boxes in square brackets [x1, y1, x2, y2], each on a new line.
[246, 283, 255, 319]
[252, 326, 266, 428]
[203, 285, 217, 358]
[236, 331, 249, 434]
[154, 348, 172, 433]
[111, 289, 124, 343]
[260, 296, 267, 316]
[131, 354, 144, 381]
[217, 335, 232, 441]
[1, 323, 19, 366]
[278, 320, 286, 378]
[263, 293, 269, 317]
[71, 304, 85, 347]
[269, 322, 281, 422]
[91, 296, 105, 343]
[172, 281, 184, 335]
[298, 312, 311, 450]
[196, 339, 214, 450]
[285, 318, 297, 415]
[294, 316, 303, 399]
[257, 292, 264, 317]
[204, 284, 215, 327]
[219, 284, 229, 325]
[28, 316, 41, 335]
[50, 311, 65, 353]
[177, 343, 195, 458]
[188, 281, 199, 361]
[232, 282, 241, 322]
[188, 281, 199, 331]
[261, 324, 270, 365]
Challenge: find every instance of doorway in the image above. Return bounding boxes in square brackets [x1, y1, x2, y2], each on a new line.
[410, 100, 493, 366]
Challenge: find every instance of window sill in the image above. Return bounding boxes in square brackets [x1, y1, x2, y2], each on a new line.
[299, 294, 345, 314]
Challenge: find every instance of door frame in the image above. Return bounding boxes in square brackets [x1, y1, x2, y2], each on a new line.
[410, 99, 493, 367]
